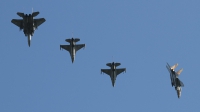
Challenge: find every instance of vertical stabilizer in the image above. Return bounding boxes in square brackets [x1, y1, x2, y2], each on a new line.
[171, 63, 178, 70]
[176, 68, 183, 75]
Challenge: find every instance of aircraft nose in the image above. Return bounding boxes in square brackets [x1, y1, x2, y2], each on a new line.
[112, 83, 115, 87]
[71, 57, 74, 63]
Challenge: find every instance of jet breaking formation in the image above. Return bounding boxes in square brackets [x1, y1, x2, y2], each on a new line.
[166, 63, 184, 98]
[11, 11, 186, 98]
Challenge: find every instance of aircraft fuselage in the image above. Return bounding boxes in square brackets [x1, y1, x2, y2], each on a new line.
[175, 86, 181, 98]
[70, 38, 76, 63]
[28, 34, 31, 47]
[23, 14, 35, 36]
[111, 63, 117, 87]
[170, 69, 177, 87]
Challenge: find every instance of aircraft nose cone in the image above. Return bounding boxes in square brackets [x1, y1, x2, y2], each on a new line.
[112, 83, 115, 87]
[71, 56, 75, 63]
[28, 41, 30, 47]
[71, 58, 74, 63]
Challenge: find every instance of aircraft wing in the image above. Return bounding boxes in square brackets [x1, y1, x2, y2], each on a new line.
[116, 68, 126, 76]
[75, 44, 85, 52]
[175, 78, 184, 87]
[101, 69, 111, 76]
[34, 18, 45, 28]
[60, 45, 71, 52]
[11, 19, 23, 28]
[179, 80, 184, 87]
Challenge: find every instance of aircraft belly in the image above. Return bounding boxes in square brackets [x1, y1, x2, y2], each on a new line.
[70, 48, 76, 63]
[111, 72, 116, 87]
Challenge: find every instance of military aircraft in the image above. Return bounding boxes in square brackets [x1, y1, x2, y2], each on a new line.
[101, 62, 126, 87]
[166, 63, 184, 98]
[11, 11, 46, 47]
[60, 38, 85, 63]
[166, 63, 183, 87]
[174, 78, 184, 98]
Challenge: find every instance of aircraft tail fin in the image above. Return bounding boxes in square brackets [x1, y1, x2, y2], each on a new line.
[32, 12, 39, 17]
[171, 63, 178, 70]
[176, 68, 183, 75]
[17, 12, 24, 17]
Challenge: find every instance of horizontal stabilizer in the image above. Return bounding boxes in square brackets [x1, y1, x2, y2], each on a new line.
[106, 63, 112, 67]
[17, 12, 24, 17]
[176, 68, 183, 75]
[32, 12, 39, 17]
[65, 38, 80, 43]
[74, 38, 80, 42]
[65, 39, 71, 43]
[115, 63, 121, 67]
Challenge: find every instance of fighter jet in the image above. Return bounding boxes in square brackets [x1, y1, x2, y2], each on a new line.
[174, 78, 184, 98]
[166, 63, 184, 98]
[11, 11, 46, 47]
[166, 63, 183, 87]
[60, 38, 85, 63]
[101, 62, 126, 87]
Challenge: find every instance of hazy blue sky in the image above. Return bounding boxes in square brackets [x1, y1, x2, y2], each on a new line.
[1, 0, 200, 112]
